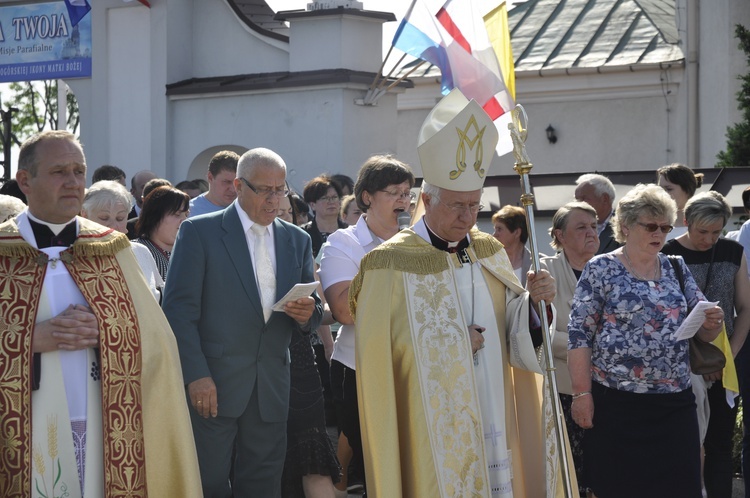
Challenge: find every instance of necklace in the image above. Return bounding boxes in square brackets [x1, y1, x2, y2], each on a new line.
[622, 247, 658, 281]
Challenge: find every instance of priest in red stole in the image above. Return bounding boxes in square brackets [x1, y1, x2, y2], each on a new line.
[0, 130, 201, 497]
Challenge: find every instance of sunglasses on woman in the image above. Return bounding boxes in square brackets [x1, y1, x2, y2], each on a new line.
[636, 222, 674, 234]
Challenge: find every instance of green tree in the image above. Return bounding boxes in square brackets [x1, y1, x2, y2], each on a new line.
[0, 80, 79, 178]
[717, 24, 750, 167]
[3, 80, 80, 146]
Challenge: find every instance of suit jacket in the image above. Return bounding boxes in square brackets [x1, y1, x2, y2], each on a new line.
[597, 221, 620, 255]
[162, 203, 322, 421]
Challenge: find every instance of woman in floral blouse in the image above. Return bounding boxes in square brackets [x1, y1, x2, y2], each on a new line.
[568, 184, 724, 498]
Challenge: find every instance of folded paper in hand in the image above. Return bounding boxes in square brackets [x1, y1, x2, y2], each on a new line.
[673, 300, 720, 340]
[272, 282, 320, 312]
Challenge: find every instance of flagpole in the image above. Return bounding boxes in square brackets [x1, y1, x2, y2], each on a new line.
[366, 43, 396, 96]
[508, 105, 575, 498]
[362, 55, 424, 106]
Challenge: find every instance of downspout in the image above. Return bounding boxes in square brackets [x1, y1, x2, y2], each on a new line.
[687, 0, 699, 167]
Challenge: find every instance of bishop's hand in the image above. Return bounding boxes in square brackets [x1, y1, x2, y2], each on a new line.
[469, 324, 486, 355]
[527, 269, 556, 307]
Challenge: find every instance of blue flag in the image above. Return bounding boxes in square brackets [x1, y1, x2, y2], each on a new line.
[63, 0, 91, 27]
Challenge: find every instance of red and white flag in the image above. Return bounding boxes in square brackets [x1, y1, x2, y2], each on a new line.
[393, 0, 516, 156]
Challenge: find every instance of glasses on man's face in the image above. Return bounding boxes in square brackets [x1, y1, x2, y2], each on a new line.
[636, 221, 674, 234]
[239, 177, 289, 198]
[380, 189, 416, 201]
[438, 198, 484, 215]
[318, 195, 340, 203]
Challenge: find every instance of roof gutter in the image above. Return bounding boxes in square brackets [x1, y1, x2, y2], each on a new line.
[519, 60, 685, 78]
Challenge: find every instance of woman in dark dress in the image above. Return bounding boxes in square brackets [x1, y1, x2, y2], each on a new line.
[279, 194, 341, 498]
[281, 325, 341, 498]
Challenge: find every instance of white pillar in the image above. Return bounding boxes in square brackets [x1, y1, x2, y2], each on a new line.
[57, 79, 67, 131]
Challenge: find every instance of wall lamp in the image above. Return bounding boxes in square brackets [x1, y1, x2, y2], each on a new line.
[546, 124, 557, 144]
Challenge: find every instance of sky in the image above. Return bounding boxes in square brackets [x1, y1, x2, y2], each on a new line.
[267, 0, 409, 61]
[266, 0, 520, 69]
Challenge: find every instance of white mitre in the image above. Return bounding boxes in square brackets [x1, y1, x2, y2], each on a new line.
[417, 88, 499, 192]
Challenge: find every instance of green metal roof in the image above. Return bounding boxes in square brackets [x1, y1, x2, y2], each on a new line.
[510, 0, 683, 72]
[398, 0, 684, 78]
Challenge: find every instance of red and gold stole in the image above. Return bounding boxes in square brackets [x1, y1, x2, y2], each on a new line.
[0, 220, 148, 497]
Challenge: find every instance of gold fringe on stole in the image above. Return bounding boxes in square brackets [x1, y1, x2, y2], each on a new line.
[73, 231, 130, 257]
[0, 218, 130, 259]
[0, 220, 36, 258]
[348, 271, 363, 321]
[0, 242, 38, 259]
[349, 228, 503, 320]
[469, 229, 503, 260]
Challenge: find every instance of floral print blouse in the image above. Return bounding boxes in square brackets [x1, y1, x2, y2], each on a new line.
[568, 252, 705, 394]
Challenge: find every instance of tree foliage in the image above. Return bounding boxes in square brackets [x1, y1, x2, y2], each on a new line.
[717, 24, 750, 167]
[2, 80, 80, 148]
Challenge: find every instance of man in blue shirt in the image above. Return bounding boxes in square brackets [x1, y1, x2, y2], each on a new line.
[189, 150, 240, 217]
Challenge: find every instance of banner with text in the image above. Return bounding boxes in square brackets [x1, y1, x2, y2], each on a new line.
[0, 1, 91, 83]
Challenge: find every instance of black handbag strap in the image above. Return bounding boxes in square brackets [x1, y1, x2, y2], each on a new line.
[668, 243, 716, 296]
[668, 255, 686, 294]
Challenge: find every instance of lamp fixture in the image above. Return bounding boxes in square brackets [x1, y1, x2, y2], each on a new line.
[546, 124, 557, 144]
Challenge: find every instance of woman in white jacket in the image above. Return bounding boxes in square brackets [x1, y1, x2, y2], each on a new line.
[539, 201, 599, 498]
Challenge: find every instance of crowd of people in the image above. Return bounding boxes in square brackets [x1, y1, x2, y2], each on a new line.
[1, 88, 750, 498]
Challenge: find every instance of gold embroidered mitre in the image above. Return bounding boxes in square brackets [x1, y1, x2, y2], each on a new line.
[417, 88, 499, 192]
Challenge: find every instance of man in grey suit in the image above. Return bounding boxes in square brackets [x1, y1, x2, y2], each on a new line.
[162, 147, 322, 497]
[574, 173, 621, 255]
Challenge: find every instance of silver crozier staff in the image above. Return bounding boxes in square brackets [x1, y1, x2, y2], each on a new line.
[509, 106, 575, 498]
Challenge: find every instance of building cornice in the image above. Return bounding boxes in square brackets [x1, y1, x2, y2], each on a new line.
[167, 68, 412, 100]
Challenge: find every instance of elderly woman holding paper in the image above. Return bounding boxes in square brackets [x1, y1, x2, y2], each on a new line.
[568, 184, 724, 498]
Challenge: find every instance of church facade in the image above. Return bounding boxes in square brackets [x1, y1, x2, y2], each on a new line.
[65, 0, 749, 213]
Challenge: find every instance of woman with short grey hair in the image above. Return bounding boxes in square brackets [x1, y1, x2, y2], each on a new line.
[569, 183, 724, 497]
[662, 190, 750, 498]
[81, 180, 163, 301]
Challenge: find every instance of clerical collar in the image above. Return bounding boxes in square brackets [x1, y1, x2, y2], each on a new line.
[27, 211, 76, 235]
[28, 213, 77, 249]
[424, 220, 469, 254]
